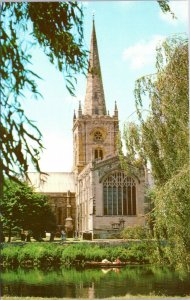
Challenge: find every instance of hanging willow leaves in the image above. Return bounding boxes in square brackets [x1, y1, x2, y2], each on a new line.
[134, 35, 188, 185]
[0, 2, 88, 184]
[153, 165, 190, 271]
[121, 34, 189, 270]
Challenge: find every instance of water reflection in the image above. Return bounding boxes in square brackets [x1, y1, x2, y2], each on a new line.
[1, 266, 190, 298]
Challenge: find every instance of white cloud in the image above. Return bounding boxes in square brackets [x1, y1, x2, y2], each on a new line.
[159, 1, 188, 25]
[122, 35, 165, 70]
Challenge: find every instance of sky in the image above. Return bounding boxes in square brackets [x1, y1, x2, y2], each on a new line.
[24, 1, 188, 173]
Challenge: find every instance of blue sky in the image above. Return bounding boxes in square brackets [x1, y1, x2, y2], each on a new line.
[24, 1, 188, 172]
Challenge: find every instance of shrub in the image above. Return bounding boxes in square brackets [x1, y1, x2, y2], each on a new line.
[17, 243, 38, 266]
[84, 245, 107, 261]
[127, 241, 156, 263]
[1, 241, 156, 267]
[61, 245, 86, 264]
[106, 246, 129, 261]
[17, 243, 64, 266]
[1, 246, 20, 266]
[121, 226, 149, 240]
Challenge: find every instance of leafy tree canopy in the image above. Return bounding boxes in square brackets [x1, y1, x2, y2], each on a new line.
[0, 2, 88, 184]
[0, 180, 56, 242]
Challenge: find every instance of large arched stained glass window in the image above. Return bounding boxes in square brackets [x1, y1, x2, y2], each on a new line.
[103, 172, 136, 216]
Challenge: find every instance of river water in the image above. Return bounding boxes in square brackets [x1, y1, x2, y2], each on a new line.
[1, 265, 190, 299]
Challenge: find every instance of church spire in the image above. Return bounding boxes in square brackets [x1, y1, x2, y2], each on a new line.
[84, 18, 106, 116]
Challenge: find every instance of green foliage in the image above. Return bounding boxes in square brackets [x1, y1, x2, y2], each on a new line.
[61, 243, 108, 264]
[121, 35, 188, 186]
[0, 242, 157, 267]
[121, 226, 149, 240]
[0, 2, 87, 183]
[134, 35, 188, 185]
[105, 246, 129, 261]
[157, 0, 175, 17]
[153, 165, 190, 271]
[17, 243, 63, 266]
[26, 2, 88, 93]
[121, 35, 189, 271]
[1, 245, 20, 266]
[104, 242, 156, 264]
[0, 180, 56, 241]
[118, 124, 146, 182]
[81, 245, 107, 262]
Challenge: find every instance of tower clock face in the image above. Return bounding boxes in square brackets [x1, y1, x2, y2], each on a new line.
[93, 130, 103, 142]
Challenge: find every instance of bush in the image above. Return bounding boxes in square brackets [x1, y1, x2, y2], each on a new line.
[121, 226, 149, 240]
[1, 246, 20, 266]
[17, 243, 39, 266]
[105, 246, 129, 261]
[1, 241, 156, 267]
[83, 245, 107, 262]
[17, 243, 64, 266]
[61, 244, 88, 264]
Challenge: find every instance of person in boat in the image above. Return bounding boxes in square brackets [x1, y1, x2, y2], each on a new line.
[114, 257, 121, 264]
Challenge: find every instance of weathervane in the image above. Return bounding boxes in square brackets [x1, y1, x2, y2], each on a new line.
[92, 11, 95, 21]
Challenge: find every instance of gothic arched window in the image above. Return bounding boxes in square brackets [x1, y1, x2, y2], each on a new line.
[103, 172, 136, 216]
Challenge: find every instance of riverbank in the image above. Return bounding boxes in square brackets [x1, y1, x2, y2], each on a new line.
[1, 241, 157, 267]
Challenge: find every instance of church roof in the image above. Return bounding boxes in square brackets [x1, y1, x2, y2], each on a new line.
[84, 18, 107, 116]
[28, 172, 75, 193]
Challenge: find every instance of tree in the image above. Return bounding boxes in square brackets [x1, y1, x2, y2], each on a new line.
[153, 165, 190, 270]
[121, 35, 189, 270]
[0, 180, 56, 242]
[134, 35, 188, 185]
[0, 2, 88, 187]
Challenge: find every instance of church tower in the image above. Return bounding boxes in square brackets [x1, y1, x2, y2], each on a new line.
[73, 18, 119, 174]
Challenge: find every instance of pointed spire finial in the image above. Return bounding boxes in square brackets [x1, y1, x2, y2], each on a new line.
[78, 101, 82, 118]
[73, 110, 76, 121]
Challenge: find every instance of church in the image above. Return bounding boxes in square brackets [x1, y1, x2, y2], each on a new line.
[29, 20, 145, 239]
